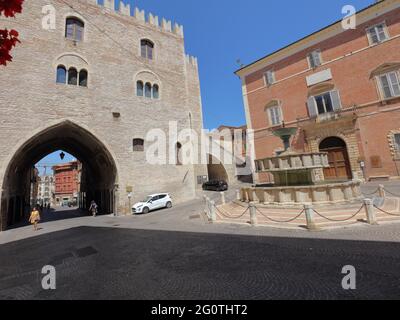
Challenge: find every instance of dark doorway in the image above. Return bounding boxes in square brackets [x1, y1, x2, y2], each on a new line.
[319, 137, 352, 181]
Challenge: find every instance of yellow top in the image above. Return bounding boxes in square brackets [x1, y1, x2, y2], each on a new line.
[29, 210, 40, 223]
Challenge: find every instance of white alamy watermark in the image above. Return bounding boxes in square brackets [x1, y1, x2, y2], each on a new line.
[342, 5, 357, 30]
[143, 122, 255, 175]
[41, 265, 56, 290]
[341, 265, 356, 290]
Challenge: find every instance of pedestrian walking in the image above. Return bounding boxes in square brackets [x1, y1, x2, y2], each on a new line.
[29, 207, 41, 231]
[89, 200, 98, 217]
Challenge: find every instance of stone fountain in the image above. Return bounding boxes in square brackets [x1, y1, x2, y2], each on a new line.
[240, 126, 362, 206]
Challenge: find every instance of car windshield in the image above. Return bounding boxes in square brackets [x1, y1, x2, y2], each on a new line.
[143, 196, 152, 202]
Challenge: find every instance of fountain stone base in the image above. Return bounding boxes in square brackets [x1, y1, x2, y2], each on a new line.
[243, 127, 362, 206]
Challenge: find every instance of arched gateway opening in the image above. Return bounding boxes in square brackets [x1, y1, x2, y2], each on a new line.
[0, 121, 118, 231]
[319, 137, 352, 181]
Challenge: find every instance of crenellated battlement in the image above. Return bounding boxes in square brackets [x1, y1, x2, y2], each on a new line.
[86, 0, 184, 37]
[185, 54, 198, 68]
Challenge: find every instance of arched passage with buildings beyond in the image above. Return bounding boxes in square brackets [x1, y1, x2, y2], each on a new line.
[0, 121, 118, 231]
[207, 154, 229, 183]
[319, 137, 352, 181]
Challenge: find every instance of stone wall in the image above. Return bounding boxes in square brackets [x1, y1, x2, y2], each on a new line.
[0, 0, 207, 222]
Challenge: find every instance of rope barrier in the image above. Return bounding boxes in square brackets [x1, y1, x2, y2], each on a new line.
[312, 205, 365, 222]
[255, 207, 305, 223]
[362, 188, 379, 196]
[383, 188, 400, 198]
[373, 204, 400, 217]
[214, 205, 250, 219]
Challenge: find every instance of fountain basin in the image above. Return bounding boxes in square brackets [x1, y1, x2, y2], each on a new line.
[240, 180, 362, 206]
[256, 152, 330, 186]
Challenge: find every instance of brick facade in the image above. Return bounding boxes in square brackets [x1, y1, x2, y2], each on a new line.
[236, 0, 400, 183]
[53, 161, 80, 205]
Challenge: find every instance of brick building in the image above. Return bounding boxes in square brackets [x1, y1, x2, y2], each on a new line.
[53, 161, 80, 206]
[235, 0, 400, 184]
[0, 0, 207, 229]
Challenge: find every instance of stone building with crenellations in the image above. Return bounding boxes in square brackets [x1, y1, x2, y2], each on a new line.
[0, 0, 208, 230]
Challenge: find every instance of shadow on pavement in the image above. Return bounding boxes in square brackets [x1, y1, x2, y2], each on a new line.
[0, 226, 399, 300]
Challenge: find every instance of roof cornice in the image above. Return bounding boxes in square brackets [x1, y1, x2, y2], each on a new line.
[235, 0, 400, 78]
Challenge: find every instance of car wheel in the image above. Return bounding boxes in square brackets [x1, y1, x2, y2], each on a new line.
[142, 207, 150, 214]
[166, 201, 172, 209]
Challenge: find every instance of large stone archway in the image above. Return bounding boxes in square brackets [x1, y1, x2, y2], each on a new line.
[0, 121, 119, 230]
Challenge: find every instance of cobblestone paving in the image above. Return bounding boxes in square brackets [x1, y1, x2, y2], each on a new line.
[0, 226, 400, 299]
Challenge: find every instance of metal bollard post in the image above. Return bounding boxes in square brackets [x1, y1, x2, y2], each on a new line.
[249, 203, 258, 227]
[220, 192, 226, 205]
[364, 198, 378, 225]
[304, 204, 319, 231]
[378, 184, 386, 198]
[210, 200, 217, 223]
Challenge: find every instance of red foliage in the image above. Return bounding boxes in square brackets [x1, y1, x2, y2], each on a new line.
[0, 0, 24, 66]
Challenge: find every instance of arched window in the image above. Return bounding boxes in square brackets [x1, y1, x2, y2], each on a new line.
[152, 84, 159, 99]
[141, 39, 154, 59]
[68, 68, 78, 85]
[145, 82, 152, 98]
[133, 139, 145, 152]
[176, 142, 182, 166]
[79, 69, 88, 87]
[136, 81, 144, 96]
[56, 65, 67, 84]
[65, 17, 84, 42]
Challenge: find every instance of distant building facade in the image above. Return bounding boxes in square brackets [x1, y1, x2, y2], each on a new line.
[53, 161, 80, 206]
[235, 0, 400, 184]
[37, 175, 55, 206]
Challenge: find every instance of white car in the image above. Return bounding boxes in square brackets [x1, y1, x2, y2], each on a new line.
[132, 193, 173, 214]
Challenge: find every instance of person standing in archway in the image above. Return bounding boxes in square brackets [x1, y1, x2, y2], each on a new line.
[29, 207, 41, 231]
[89, 200, 98, 217]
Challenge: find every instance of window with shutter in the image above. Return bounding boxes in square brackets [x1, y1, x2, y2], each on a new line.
[379, 72, 400, 99]
[267, 105, 282, 126]
[265, 71, 275, 86]
[65, 18, 84, 42]
[308, 50, 322, 69]
[367, 23, 388, 45]
[309, 90, 341, 117]
[395, 134, 400, 152]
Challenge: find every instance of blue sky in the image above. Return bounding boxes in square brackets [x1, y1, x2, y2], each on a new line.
[118, 0, 371, 129]
[37, 0, 373, 173]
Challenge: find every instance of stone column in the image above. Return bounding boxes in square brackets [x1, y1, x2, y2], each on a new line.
[236, 189, 241, 201]
[220, 192, 226, 205]
[343, 185, 353, 201]
[328, 186, 335, 202]
[304, 204, 319, 231]
[378, 184, 386, 198]
[210, 200, 217, 222]
[249, 203, 258, 226]
[364, 199, 378, 225]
